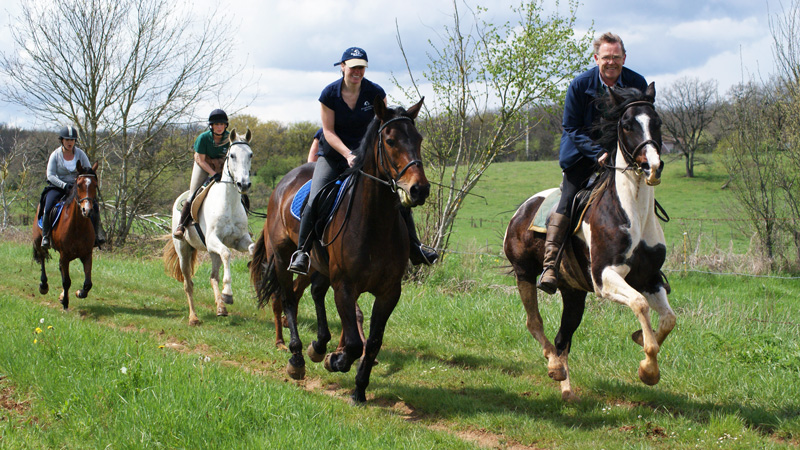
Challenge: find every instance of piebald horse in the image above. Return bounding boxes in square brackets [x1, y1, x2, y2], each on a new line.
[504, 83, 676, 401]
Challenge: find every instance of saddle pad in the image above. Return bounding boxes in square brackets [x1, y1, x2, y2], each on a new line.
[290, 180, 313, 220]
[191, 180, 216, 222]
[38, 202, 65, 230]
[528, 188, 561, 233]
[175, 191, 191, 213]
[290, 175, 353, 221]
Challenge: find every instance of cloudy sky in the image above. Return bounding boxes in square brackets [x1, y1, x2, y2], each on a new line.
[0, 0, 783, 128]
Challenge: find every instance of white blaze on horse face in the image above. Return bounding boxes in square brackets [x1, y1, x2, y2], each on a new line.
[636, 113, 662, 181]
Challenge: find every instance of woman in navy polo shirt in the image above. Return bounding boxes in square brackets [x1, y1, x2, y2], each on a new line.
[289, 47, 437, 274]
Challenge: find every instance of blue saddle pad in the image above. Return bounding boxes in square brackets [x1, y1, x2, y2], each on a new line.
[290, 175, 352, 221]
[38, 202, 65, 230]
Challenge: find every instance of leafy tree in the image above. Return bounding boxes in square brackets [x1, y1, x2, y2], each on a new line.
[393, 0, 591, 252]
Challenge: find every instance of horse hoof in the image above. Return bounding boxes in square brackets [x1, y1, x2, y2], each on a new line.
[221, 294, 234, 305]
[638, 362, 660, 386]
[39, 284, 48, 295]
[561, 390, 580, 402]
[76, 290, 87, 299]
[216, 306, 228, 316]
[276, 341, 288, 351]
[631, 329, 644, 347]
[286, 362, 306, 380]
[548, 367, 567, 382]
[189, 317, 201, 326]
[350, 390, 367, 405]
[323, 353, 335, 372]
[307, 343, 325, 363]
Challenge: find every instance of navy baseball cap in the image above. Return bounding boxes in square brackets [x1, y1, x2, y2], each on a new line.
[334, 47, 368, 68]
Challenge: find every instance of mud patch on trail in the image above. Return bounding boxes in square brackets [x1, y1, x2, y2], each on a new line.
[429, 423, 543, 450]
[0, 376, 35, 424]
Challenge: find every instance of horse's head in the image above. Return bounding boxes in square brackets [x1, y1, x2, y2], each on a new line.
[225, 128, 253, 194]
[369, 97, 429, 207]
[75, 161, 99, 217]
[609, 82, 664, 186]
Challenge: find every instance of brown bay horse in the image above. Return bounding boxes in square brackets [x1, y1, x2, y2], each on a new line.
[504, 83, 676, 401]
[250, 99, 428, 403]
[33, 161, 99, 310]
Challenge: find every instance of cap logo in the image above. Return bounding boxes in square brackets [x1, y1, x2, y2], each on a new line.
[350, 49, 364, 58]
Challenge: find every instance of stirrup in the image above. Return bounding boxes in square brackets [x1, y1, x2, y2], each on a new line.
[419, 244, 438, 265]
[41, 236, 51, 249]
[537, 266, 558, 295]
[288, 250, 310, 275]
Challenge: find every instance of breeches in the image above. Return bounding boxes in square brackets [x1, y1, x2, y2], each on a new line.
[556, 157, 596, 216]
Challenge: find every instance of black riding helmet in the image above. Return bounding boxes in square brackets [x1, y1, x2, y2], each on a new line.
[208, 109, 229, 125]
[59, 126, 79, 140]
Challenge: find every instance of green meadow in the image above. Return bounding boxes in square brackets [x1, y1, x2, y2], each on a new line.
[1, 158, 798, 449]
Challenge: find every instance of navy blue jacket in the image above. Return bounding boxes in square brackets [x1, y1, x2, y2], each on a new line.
[559, 65, 647, 170]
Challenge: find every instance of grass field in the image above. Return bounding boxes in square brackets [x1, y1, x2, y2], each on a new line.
[1, 231, 798, 448]
[1, 156, 797, 449]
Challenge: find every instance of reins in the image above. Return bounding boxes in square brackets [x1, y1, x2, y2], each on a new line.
[214, 140, 268, 218]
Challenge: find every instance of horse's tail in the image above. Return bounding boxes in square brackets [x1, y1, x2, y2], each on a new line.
[249, 230, 268, 288]
[253, 240, 279, 310]
[32, 241, 50, 265]
[162, 237, 197, 282]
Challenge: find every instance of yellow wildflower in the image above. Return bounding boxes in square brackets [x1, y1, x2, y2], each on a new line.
[35, 327, 43, 334]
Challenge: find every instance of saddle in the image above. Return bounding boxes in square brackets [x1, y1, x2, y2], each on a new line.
[36, 186, 67, 230]
[190, 179, 216, 222]
[291, 175, 355, 237]
[528, 186, 596, 235]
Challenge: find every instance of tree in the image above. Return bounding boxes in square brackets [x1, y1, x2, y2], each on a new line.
[0, 127, 36, 229]
[394, 0, 591, 252]
[660, 77, 720, 178]
[0, 0, 248, 245]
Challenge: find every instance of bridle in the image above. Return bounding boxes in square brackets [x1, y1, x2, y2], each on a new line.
[75, 173, 97, 205]
[614, 100, 663, 178]
[359, 116, 422, 193]
[219, 140, 251, 189]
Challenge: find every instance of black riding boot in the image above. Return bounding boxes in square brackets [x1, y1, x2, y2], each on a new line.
[173, 198, 193, 240]
[40, 215, 52, 249]
[91, 202, 106, 248]
[400, 207, 438, 265]
[289, 205, 316, 275]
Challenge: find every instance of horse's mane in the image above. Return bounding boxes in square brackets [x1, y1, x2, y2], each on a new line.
[342, 105, 410, 178]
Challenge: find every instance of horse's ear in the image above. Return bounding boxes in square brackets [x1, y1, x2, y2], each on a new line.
[645, 82, 656, 102]
[373, 95, 388, 121]
[230, 128, 238, 141]
[609, 86, 625, 106]
[76, 160, 83, 172]
[245, 128, 252, 142]
[91, 162, 98, 172]
[406, 97, 425, 120]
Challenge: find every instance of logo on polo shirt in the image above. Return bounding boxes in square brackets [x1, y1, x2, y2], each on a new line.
[362, 100, 373, 112]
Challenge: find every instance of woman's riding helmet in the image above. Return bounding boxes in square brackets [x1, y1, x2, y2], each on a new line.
[59, 126, 79, 140]
[208, 109, 229, 125]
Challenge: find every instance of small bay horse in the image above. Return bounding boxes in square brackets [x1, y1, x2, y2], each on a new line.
[251, 99, 428, 403]
[504, 83, 676, 401]
[32, 161, 99, 310]
[163, 129, 255, 325]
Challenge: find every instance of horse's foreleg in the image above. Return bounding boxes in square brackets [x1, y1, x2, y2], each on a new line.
[600, 268, 660, 386]
[324, 284, 362, 376]
[351, 283, 401, 404]
[38, 257, 49, 295]
[76, 255, 92, 299]
[58, 257, 71, 310]
[207, 250, 229, 316]
[307, 273, 331, 363]
[642, 288, 676, 346]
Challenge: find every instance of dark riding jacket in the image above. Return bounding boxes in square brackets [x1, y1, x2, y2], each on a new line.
[559, 65, 647, 170]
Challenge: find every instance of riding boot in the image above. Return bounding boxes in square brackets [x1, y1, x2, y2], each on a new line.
[40, 215, 52, 249]
[537, 212, 570, 294]
[91, 202, 106, 248]
[289, 205, 316, 275]
[400, 207, 438, 266]
[173, 198, 193, 240]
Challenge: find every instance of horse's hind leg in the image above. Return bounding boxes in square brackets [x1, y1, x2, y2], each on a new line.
[207, 251, 229, 316]
[58, 257, 71, 309]
[553, 287, 587, 402]
[176, 243, 199, 326]
[516, 277, 563, 381]
[76, 255, 92, 299]
[38, 257, 49, 295]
